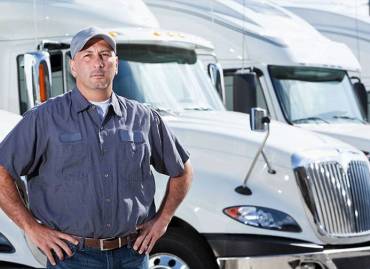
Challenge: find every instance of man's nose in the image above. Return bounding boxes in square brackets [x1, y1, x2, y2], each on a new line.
[92, 54, 104, 68]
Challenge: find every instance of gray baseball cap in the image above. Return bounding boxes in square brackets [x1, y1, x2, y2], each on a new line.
[70, 26, 116, 59]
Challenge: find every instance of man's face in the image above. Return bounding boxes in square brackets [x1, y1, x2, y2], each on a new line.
[70, 38, 118, 92]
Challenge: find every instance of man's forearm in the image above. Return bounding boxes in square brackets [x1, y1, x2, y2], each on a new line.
[157, 160, 193, 222]
[0, 165, 38, 231]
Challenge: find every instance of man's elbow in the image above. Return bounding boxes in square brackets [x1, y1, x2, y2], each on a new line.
[181, 160, 193, 183]
[172, 160, 193, 181]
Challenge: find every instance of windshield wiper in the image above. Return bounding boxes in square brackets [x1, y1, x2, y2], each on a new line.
[291, 116, 329, 124]
[143, 103, 177, 116]
[332, 115, 366, 123]
[184, 106, 213, 111]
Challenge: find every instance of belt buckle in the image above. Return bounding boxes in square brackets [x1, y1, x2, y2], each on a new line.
[99, 237, 122, 251]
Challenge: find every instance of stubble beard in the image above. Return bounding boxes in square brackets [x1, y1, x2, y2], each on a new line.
[90, 80, 111, 91]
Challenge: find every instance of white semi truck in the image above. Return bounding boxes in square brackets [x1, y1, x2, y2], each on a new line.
[2, 1, 370, 269]
[145, 0, 370, 161]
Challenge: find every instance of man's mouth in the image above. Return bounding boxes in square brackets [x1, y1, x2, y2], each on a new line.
[91, 72, 105, 78]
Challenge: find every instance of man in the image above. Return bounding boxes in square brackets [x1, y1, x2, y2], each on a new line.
[0, 26, 192, 269]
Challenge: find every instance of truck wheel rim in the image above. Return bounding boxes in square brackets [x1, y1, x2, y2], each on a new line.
[149, 253, 190, 269]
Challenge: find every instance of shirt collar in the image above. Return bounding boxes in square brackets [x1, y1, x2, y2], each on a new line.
[110, 91, 123, 117]
[71, 88, 124, 118]
[71, 88, 91, 113]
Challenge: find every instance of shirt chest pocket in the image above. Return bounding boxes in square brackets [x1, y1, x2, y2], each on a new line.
[57, 132, 87, 178]
[118, 129, 147, 178]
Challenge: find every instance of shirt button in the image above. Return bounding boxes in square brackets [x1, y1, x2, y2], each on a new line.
[100, 127, 104, 131]
[104, 174, 109, 178]
[106, 198, 111, 202]
[106, 223, 111, 228]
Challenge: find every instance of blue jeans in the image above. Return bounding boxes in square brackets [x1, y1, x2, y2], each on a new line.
[46, 241, 148, 269]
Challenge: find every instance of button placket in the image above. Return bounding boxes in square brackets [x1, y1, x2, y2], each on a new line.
[98, 125, 113, 233]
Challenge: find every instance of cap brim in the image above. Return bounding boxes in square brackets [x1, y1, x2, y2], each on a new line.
[72, 33, 116, 58]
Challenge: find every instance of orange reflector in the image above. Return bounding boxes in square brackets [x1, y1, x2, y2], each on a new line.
[224, 207, 240, 218]
[39, 64, 47, 102]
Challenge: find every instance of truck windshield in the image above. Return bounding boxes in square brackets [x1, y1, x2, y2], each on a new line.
[269, 66, 366, 124]
[113, 44, 224, 112]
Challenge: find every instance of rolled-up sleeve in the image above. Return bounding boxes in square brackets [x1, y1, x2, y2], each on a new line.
[149, 110, 190, 177]
[0, 109, 47, 180]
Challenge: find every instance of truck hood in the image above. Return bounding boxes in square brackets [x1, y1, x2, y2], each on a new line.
[0, 109, 360, 168]
[0, 110, 22, 141]
[299, 123, 370, 153]
[165, 110, 358, 169]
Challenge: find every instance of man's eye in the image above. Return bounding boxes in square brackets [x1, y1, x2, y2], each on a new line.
[101, 52, 111, 57]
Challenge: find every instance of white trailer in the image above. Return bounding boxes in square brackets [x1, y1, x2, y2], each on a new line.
[2, 1, 370, 269]
[145, 0, 370, 165]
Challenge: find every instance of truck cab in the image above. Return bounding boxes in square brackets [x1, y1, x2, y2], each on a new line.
[145, 0, 370, 163]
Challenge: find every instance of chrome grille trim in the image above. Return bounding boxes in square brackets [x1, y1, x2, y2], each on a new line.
[293, 150, 370, 243]
[349, 161, 370, 232]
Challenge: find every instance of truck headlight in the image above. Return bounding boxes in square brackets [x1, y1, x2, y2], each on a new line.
[223, 206, 301, 232]
[362, 151, 370, 162]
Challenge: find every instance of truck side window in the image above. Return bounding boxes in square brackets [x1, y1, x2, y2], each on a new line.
[16, 55, 29, 115]
[65, 52, 76, 91]
[224, 75, 234, 110]
[49, 51, 64, 97]
[368, 91, 370, 120]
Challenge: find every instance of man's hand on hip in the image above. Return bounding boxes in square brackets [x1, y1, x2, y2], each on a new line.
[0, 166, 79, 266]
[24, 223, 79, 266]
[133, 160, 193, 255]
[133, 216, 169, 255]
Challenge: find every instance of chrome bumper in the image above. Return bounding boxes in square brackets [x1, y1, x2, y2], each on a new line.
[217, 245, 370, 269]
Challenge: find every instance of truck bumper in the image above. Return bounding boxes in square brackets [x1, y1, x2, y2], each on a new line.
[204, 234, 370, 269]
[218, 246, 370, 269]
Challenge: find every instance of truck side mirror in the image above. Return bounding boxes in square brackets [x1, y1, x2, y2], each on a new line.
[236, 107, 273, 195]
[24, 51, 52, 107]
[250, 107, 269, 132]
[352, 80, 368, 120]
[233, 72, 258, 114]
[208, 63, 226, 103]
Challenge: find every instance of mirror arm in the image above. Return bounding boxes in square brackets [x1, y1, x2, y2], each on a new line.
[242, 118, 270, 186]
[261, 150, 276, 174]
[236, 116, 272, 195]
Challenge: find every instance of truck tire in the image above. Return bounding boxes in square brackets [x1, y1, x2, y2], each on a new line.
[149, 227, 219, 269]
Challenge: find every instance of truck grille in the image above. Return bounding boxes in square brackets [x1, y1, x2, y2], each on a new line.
[295, 160, 370, 236]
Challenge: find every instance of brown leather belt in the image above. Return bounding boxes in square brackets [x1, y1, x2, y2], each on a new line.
[78, 233, 138, 251]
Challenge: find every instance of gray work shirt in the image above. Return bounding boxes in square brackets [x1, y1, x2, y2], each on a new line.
[0, 89, 189, 238]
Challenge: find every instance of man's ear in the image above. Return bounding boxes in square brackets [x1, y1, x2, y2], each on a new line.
[69, 59, 77, 78]
[115, 56, 118, 75]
